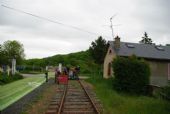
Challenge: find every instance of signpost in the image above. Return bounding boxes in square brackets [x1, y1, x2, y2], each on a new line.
[12, 58, 16, 75]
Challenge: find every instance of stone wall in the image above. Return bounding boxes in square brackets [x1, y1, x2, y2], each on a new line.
[147, 60, 169, 86]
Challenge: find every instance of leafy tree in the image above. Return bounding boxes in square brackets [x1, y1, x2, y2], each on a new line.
[2, 40, 25, 65]
[89, 36, 108, 64]
[139, 32, 153, 44]
[0, 44, 2, 52]
[0, 44, 3, 64]
[0, 44, 8, 65]
[0, 44, 3, 63]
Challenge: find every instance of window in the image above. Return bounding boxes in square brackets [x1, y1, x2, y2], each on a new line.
[155, 46, 165, 51]
[109, 49, 112, 54]
[126, 43, 135, 48]
[168, 64, 170, 80]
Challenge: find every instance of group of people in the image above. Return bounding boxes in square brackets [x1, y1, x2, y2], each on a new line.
[68, 66, 80, 80]
[55, 66, 80, 82]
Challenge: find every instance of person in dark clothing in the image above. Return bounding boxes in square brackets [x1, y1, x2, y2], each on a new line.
[75, 66, 80, 73]
[74, 66, 80, 80]
[66, 66, 70, 75]
[55, 68, 61, 84]
[55, 68, 57, 83]
[45, 72, 48, 82]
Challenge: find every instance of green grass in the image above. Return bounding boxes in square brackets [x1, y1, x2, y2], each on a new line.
[86, 76, 170, 114]
[0, 76, 45, 110]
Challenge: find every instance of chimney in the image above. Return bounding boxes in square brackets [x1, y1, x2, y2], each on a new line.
[114, 36, 120, 49]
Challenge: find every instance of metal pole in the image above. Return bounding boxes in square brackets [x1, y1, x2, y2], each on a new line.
[110, 18, 114, 38]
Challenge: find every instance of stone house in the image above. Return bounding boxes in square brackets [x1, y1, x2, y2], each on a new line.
[103, 36, 170, 86]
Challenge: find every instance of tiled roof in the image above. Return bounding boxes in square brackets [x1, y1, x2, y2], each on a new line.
[109, 41, 170, 60]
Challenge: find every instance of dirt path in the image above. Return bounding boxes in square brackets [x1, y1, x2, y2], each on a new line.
[22, 80, 58, 114]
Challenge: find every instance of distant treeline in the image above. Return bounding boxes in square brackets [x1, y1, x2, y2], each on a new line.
[23, 50, 100, 74]
[23, 36, 108, 74]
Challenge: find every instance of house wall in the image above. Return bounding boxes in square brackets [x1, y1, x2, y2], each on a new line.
[103, 46, 115, 78]
[103, 46, 169, 86]
[147, 60, 169, 86]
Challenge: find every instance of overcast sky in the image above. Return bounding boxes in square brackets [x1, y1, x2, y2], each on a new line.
[0, 0, 169, 59]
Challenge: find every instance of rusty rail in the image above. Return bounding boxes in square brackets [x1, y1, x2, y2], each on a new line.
[57, 84, 67, 114]
[78, 80, 100, 114]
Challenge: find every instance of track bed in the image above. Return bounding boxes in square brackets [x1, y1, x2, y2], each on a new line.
[46, 80, 102, 114]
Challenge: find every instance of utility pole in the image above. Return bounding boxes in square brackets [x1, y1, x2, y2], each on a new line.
[110, 18, 114, 38]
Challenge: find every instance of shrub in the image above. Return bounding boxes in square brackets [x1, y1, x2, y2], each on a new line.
[112, 56, 150, 94]
[0, 73, 23, 85]
[159, 82, 170, 100]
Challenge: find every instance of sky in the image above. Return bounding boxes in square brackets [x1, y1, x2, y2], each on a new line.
[0, 0, 170, 59]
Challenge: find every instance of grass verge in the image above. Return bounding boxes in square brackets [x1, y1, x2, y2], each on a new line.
[0, 77, 45, 110]
[86, 76, 170, 114]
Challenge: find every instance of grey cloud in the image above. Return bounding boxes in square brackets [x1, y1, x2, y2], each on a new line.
[0, 0, 170, 58]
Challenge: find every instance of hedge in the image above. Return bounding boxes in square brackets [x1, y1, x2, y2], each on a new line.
[0, 73, 23, 85]
[112, 56, 150, 94]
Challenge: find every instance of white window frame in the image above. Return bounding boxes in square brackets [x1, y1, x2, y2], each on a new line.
[168, 63, 170, 80]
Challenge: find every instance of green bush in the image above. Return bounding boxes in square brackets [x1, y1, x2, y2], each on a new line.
[0, 73, 23, 85]
[112, 56, 150, 94]
[160, 82, 170, 100]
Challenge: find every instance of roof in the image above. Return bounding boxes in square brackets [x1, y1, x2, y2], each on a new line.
[109, 41, 170, 60]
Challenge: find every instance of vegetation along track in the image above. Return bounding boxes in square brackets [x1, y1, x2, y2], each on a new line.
[46, 80, 103, 114]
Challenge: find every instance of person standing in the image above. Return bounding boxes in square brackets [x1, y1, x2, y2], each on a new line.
[45, 66, 48, 82]
[55, 68, 61, 83]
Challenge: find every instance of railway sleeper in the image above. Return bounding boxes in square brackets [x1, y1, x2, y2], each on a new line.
[62, 110, 95, 114]
[64, 102, 91, 105]
[46, 109, 57, 114]
[65, 99, 90, 102]
[66, 96, 88, 99]
[48, 105, 59, 110]
[63, 105, 93, 109]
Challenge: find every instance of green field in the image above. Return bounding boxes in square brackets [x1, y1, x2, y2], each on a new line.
[0, 75, 46, 111]
[86, 76, 170, 114]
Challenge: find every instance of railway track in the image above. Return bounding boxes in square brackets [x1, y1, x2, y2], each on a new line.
[46, 80, 102, 114]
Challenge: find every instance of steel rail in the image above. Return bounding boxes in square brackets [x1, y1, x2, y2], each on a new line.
[57, 84, 68, 114]
[78, 80, 100, 114]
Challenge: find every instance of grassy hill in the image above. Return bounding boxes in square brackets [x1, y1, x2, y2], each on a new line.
[23, 50, 101, 74]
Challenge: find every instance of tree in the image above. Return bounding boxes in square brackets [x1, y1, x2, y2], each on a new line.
[2, 40, 25, 65]
[139, 32, 153, 44]
[0, 44, 8, 65]
[89, 36, 108, 64]
[0, 44, 3, 64]
[0, 44, 2, 63]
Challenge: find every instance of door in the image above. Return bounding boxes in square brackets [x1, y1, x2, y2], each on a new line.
[108, 63, 112, 76]
[168, 63, 170, 80]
